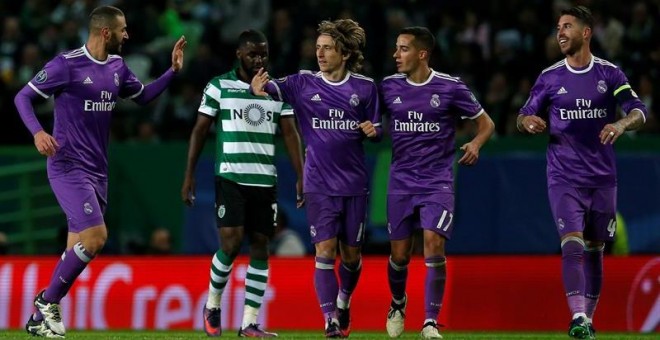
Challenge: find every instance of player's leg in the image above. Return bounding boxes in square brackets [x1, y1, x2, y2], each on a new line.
[204, 177, 246, 337]
[238, 187, 277, 337]
[30, 232, 80, 325]
[335, 195, 368, 337]
[385, 194, 415, 337]
[30, 175, 107, 337]
[306, 193, 342, 337]
[582, 187, 616, 339]
[549, 186, 590, 339]
[418, 193, 454, 339]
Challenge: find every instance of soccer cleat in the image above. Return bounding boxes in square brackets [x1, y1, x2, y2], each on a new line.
[325, 318, 342, 338]
[337, 307, 351, 337]
[25, 314, 64, 338]
[588, 322, 596, 339]
[33, 290, 65, 337]
[386, 298, 406, 338]
[203, 306, 222, 337]
[420, 320, 443, 339]
[568, 316, 590, 339]
[238, 324, 278, 337]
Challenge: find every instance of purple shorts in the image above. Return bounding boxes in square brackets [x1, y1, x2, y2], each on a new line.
[548, 186, 617, 241]
[49, 172, 107, 233]
[304, 193, 368, 246]
[387, 193, 455, 240]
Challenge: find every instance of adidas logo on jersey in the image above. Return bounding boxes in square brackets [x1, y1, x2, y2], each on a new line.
[311, 94, 322, 101]
[393, 97, 402, 104]
[557, 87, 567, 95]
[83, 77, 93, 84]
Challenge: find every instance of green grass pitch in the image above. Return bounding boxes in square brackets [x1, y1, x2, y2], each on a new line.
[1, 330, 657, 339]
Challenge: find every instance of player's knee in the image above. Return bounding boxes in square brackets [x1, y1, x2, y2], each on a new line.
[584, 240, 605, 251]
[341, 257, 362, 272]
[423, 233, 446, 252]
[83, 235, 107, 255]
[389, 254, 410, 268]
[249, 245, 269, 261]
[561, 236, 585, 258]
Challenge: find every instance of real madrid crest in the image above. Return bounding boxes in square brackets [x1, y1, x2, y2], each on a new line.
[597, 80, 607, 94]
[430, 94, 441, 108]
[349, 94, 360, 107]
[114, 72, 119, 86]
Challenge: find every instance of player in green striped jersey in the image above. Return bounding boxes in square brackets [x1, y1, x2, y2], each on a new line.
[181, 30, 303, 338]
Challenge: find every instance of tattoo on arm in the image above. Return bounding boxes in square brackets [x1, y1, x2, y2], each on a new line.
[615, 109, 645, 131]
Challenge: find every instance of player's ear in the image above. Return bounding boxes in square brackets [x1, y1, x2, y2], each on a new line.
[419, 50, 428, 60]
[236, 49, 241, 59]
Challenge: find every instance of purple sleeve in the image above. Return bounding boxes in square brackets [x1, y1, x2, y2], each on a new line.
[453, 80, 484, 119]
[519, 73, 548, 116]
[268, 73, 300, 105]
[14, 56, 69, 136]
[28, 56, 69, 98]
[14, 86, 44, 136]
[130, 68, 175, 105]
[365, 82, 383, 140]
[611, 68, 648, 121]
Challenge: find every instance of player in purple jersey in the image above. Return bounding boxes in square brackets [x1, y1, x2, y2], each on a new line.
[251, 19, 381, 338]
[380, 27, 494, 339]
[14, 6, 186, 338]
[517, 6, 646, 339]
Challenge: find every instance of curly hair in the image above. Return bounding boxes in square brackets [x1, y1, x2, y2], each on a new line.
[317, 19, 366, 73]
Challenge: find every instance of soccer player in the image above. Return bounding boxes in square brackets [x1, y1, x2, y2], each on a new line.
[14, 6, 186, 338]
[181, 29, 303, 338]
[251, 19, 381, 337]
[517, 6, 646, 339]
[380, 27, 494, 339]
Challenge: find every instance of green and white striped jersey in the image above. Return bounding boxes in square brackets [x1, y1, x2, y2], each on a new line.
[198, 69, 293, 187]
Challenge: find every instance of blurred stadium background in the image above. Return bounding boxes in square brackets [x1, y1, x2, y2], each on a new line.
[0, 0, 658, 335]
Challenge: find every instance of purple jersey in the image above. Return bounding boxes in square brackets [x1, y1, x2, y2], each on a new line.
[265, 71, 381, 195]
[28, 46, 143, 178]
[380, 71, 484, 194]
[520, 56, 647, 188]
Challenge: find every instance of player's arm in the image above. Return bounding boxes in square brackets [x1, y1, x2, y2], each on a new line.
[14, 57, 68, 157]
[280, 113, 305, 208]
[459, 112, 495, 166]
[600, 77, 648, 144]
[517, 74, 549, 134]
[181, 113, 213, 206]
[359, 84, 383, 141]
[250, 69, 298, 104]
[182, 83, 216, 207]
[14, 87, 59, 157]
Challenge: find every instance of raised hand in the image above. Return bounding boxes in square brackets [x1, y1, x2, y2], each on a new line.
[250, 68, 270, 96]
[34, 130, 59, 157]
[171, 36, 187, 73]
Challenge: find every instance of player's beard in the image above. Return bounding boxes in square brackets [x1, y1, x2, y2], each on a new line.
[107, 35, 124, 55]
[561, 38, 582, 57]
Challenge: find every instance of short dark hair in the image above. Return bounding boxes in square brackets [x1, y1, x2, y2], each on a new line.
[399, 26, 436, 54]
[238, 29, 268, 48]
[560, 6, 593, 28]
[89, 6, 124, 31]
